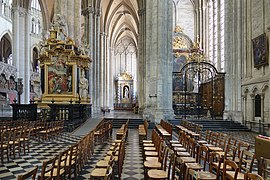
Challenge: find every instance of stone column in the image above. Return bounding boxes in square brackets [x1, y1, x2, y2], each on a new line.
[261, 93, 264, 123]
[223, 0, 243, 123]
[143, 0, 174, 123]
[250, 94, 255, 122]
[137, 6, 146, 113]
[12, 5, 30, 104]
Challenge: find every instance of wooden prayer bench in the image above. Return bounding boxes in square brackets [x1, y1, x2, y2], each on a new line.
[139, 120, 149, 144]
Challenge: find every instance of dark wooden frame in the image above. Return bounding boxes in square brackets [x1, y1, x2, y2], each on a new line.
[252, 33, 268, 68]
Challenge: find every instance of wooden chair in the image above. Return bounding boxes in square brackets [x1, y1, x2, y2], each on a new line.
[187, 146, 216, 180]
[235, 141, 250, 164]
[90, 165, 113, 180]
[184, 145, 208, 180]
[67, 143, 79, 179]
[259, 157, 270, 179]
[17, 165, 38, 180]
[0, 130, 10, 163]
[19, 128, 32, 155]
[223, 150, 255, 180]
[144, 146, 169, 179]
[223, 159, 240, 180]
[244, 173, 264, 180]
[52, 149, 68, 179]
[9, 129, 22, 158]
[147, 149, 174, 179]
[38, 157, 56, 180]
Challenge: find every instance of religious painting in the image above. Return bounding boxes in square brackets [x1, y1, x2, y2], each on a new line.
[252, 33, 268, 68]
[47, 56, 72, 94]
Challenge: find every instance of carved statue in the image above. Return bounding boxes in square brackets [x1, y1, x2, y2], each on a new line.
[79, 70, 88, 98]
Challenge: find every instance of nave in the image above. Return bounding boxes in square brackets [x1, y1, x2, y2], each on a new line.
[0, 112, 267, 180]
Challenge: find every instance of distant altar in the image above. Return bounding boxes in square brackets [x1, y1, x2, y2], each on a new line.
[38, 28, 91, 105]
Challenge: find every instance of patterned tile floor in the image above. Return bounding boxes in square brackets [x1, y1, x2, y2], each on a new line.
[0, 120, 261, 180]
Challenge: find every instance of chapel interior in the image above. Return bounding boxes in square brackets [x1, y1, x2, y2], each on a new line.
[0, 0, 270, 179]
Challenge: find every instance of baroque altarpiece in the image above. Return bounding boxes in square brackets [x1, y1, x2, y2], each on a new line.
[38, 29, 91, 105]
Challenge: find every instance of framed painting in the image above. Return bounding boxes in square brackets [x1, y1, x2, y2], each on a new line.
[252, 33, 268, 68]
[47, 55, 73, 94]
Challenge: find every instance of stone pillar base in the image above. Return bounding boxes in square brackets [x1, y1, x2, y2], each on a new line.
[143, 108, 174, 123]
[223, 110, 243, 124]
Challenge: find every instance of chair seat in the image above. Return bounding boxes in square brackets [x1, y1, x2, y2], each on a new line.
[171, 144, 183, 148]
[145, 151, 158, 156]
[143, 143, 155, 147]
[170, 140, 180, 144]
[90, 168, 107, 177]
[197, 171, 216, 179]
[174, 147, 186, 152]
[186, 163, 203, 170]
[143, 140, 153, 143]
[208, 146, 223, 151]
[146, 157, 159, 162]
[144, 161, 162, 169]
[144, 147, 156, 151]
[180, 157, 196, 163]
[197, 140, 208, 144]
[148, 169, 167, 179]
[96, 160, 109, 168]
[176, 151, 190, 157]
[226, 171, 245, 180]
[9, 141, 19, 145]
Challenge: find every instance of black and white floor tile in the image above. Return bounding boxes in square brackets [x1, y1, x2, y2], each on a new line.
[0, 122, 260, 180]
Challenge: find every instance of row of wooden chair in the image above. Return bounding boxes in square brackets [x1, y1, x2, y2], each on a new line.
[1, 127, 32, 163]
[181, 119, 203, 135]
[16, 127, 96, 180]
[94, 120, 112, 144]
[116, 120, 129, 140]
[36, 121, 64, 141]
[90, 123, 128, 179]
[138, 119, 149, 144]
[160, 119, 173, 137]
[171, 127, 270, 180]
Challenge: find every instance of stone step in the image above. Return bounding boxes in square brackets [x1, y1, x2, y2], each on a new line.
[105, 118, 144, 129]
[168, 119, 249, 132]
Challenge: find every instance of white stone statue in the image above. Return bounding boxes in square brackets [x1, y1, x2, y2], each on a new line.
[79, 70, 88, 98]
[193, 74, 200, 93]
[124, 86, 129, 98]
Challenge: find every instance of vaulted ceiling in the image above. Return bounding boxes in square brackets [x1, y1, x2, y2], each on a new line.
[100, 0, 139, 48]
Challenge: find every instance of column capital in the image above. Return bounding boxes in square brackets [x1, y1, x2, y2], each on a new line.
[100, 32, 107, 37]
[138, 8, 145, 16]
[96, 9, 101, 17]
[81, 6, 95, 16]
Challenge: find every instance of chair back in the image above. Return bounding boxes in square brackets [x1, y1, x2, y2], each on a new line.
[210, 132, 219, 146]
[39, 157, 56, 180]
[259, 157, 270, 179]
[239, 150, 255, 173]
[236, 140, 250, 159]
[244, 173, 264, 180]
[197, 145, 208, 170]
[223, 159, 240, 180]
[17, 165, 38, 180]
[55, 149, 68, 179]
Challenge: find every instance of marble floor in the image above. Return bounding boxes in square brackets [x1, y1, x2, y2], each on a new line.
[0, 111, 261, 180]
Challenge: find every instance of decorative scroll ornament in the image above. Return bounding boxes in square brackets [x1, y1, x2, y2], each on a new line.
[116, 71, 133, 81]
[188, 36, 206, 63]
[174, 25, 184, 33]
